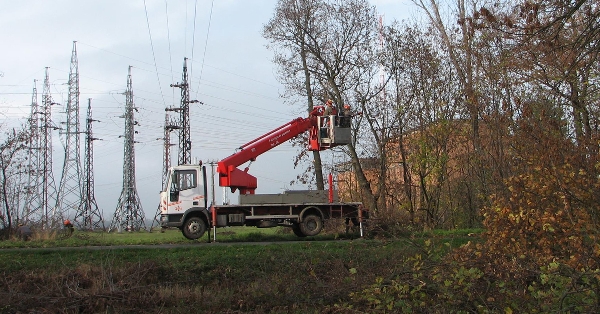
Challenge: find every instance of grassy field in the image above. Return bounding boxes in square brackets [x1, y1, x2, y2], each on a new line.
[0, 227, 478, 313]
[0, 226, 354, 249]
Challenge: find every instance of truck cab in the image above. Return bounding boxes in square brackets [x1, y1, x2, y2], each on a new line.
[160, 164, 210, 237]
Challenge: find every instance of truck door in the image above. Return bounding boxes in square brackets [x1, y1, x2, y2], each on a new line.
[167, 168, 204, 213]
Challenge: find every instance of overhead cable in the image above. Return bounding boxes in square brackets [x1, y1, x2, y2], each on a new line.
[194, 0, 215, 99]
[143, 0, 167, 108]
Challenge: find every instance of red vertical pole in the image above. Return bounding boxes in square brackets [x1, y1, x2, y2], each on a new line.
[211, 205, 217, 242]
[358, 205, 364, 237]
[328, 173, 333, 203]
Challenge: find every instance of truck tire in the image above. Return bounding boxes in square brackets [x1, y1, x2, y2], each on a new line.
[182, 216, 207, 240]
[292, 223, 306, 237]
[300, 214, 323, 236]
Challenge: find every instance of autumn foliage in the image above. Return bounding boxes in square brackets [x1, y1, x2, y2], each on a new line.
[451, 104, 600, 306]
[347, 113, 600, 310]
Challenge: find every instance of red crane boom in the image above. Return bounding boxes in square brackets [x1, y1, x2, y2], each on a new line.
[217, 106, 348, 195]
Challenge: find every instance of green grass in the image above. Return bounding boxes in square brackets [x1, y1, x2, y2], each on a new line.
[0, 240, 381, 271]
[415, 227, 485, 237]
[0, 228, 186, 248]
[0, 228, 480, 313]
[0, 225, 360, 249]
[0, 239, 426, 312]
[0, 229, 474, 275]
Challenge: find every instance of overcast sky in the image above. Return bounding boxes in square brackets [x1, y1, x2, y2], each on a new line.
[0, 0, 417, 223]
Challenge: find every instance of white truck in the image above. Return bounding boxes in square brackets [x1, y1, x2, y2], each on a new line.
[159, 106, 367, 240]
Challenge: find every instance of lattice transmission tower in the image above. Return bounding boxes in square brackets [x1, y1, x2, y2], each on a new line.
[23, 68, 60, 228]
[110, 66, 146, 232]
[56, 41, 83, 227]
[150, 111, 178, 229]
[39, 68, 59, 228]
[170, 57, 199, 166]
[75, 98, 105, 230]
[21, 80, 44, 226]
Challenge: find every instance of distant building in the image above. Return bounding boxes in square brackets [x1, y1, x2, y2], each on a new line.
[335, 119, 504, 228]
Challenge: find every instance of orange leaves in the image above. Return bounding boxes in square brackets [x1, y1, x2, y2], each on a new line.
[454, 118, 600, 294]
[472, 156, 600, 277]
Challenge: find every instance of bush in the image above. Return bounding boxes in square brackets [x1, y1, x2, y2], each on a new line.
[366, 206, 418, 239]
[344, 112, 600, 312]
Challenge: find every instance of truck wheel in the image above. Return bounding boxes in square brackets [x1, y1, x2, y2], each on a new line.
[300, 214, 323, 236]
[292, 224, 306, 237]
[182, 216, 207, 240]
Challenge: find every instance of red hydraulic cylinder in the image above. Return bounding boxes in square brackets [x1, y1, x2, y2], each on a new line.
[211, 204, 217, 241]
[328, 173, 333, 203]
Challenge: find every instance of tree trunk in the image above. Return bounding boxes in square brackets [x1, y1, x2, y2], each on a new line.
[398, 133, 415, 224]
[1, 167, 12, 230]
[301, 46, 325, 190]
[347, 142, 378, 212]
[377, 139, 387, 210]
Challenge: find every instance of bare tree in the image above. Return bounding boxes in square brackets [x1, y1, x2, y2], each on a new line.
[415, 0, 481, 146]
[264, 0, 328, 190]
[413, 0, 498, 226]
[0, 127, 28, 231]
[381, 21, 462, 228]
[488, 0, 600, 152]
[265, 0, 381, 211]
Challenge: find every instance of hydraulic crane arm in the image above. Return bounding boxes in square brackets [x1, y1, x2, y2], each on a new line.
[217, 106, 349, 195]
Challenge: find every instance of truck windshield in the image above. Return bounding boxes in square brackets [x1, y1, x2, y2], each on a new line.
[170, 169, 197, 193]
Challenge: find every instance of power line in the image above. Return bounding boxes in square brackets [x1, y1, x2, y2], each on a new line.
[75, 42, 281, 103]
[190, 0, 199, 80]
[143, 0, 167, 108]
[164, 0, 176, 106]
[194, 0, 215, 99]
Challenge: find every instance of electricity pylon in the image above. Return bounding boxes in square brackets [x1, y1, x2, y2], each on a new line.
[22, 80, 42, 225]
[56, 41, 83, 228]
[39, 68, 59, 228]
[110, 66, 146, 232]
[76, 98, 105, 230]
[150, 112, 178, 230]
[170, 57, 199, 166]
